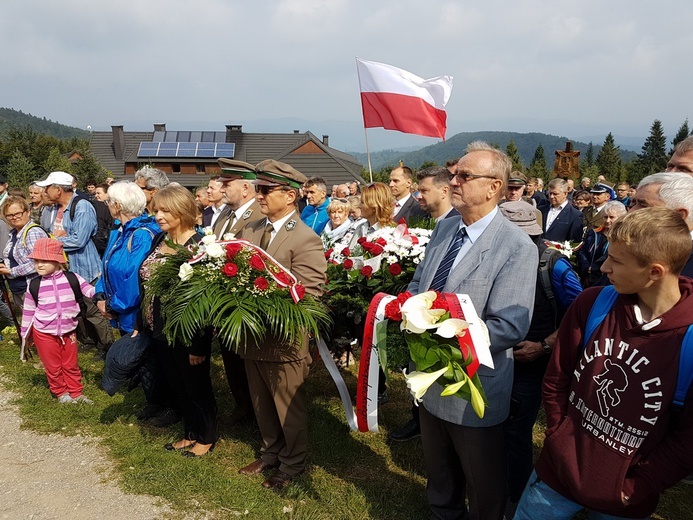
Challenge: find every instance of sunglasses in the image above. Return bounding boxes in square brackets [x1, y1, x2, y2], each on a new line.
[254, 185, 287, 195]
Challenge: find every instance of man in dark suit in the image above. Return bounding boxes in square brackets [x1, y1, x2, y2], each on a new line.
[408, 142, 538, 519]
[415, 166, 459, 222]
[541, 178, 584, 243]
[203, 176, 228, 228]
[237, 160, 327, 490]
[390, 164, 427, 224]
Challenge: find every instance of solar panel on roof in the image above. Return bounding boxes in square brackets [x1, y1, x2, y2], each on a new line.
[197, 149, 216, 157]
[137, 142, 159, 157]
[217, 143, 235, 157]
[152, 131, 165, 142]
[178, 131, 191, 142]
[136, 141, 235, 158]
[163, 132, 177, 142]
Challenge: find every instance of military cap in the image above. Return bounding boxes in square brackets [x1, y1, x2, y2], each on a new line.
[254, 159, 306, 189]
[507, 171, 528, 186]
[217, 158, 257, 182]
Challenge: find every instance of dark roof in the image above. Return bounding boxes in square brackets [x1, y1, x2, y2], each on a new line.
[90, 126, 363, 186]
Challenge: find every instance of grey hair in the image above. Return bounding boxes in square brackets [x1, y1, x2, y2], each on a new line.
[673, 135, 693, 156]
[603, 200, 627, 216]
[464, 141, 511, 186]
[548, 178, 569, 192]
[107, 181, 147, 217]
[638, 172, 693, 224]
[135, 166, 169, 190]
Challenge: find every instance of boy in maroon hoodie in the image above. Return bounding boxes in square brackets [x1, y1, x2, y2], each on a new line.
[515, 207, 693, 520]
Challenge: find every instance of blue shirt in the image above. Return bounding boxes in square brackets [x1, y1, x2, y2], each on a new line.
[300, 198, 331, 235]
[57, 194, 101, 283]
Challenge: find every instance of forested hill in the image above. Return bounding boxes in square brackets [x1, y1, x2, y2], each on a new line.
[350, 131, 637, 170]
[0, 108, 89, 139]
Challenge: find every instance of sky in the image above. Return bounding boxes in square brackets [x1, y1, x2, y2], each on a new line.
[2, 0, 692, 152]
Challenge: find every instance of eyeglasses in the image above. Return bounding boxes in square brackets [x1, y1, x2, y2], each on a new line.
[450, 172, 498, 182]
[334, 198, 349, 203]
[5, 210, 27, 220]
[254, 185, 286, 195]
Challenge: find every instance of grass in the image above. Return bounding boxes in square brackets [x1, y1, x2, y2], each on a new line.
[0, 330, 691, 519]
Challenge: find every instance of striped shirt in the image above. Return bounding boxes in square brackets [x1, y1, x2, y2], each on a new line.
[21, 270, 94, 338]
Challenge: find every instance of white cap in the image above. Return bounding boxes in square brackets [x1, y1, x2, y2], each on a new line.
[35, 171, 74, 187]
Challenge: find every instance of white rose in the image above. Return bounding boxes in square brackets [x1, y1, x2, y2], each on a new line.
[201, 234, 217, 245]
[222, 233, 236, 241]
[202, 226, 215, 236]
[205, 242, 225, 258]
[178, 262, 194, 281]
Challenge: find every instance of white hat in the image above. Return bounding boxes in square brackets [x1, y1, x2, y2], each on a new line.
[35, 171, 74, 187]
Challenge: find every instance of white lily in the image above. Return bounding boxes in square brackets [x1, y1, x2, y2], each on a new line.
[404, 365, 449, 405]
[202, 226, 215, 236]
[400, 291, 445, 333]
[200, 234, 217, 245]
[205, 242, 225, 258]
[222, 233, 236, 241]
[440, 377, 467, 396]
[434, 318, 469, 338]
[178, 262, 194, 281]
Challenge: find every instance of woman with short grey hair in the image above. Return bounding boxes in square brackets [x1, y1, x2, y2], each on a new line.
[94, 182, 161, 333]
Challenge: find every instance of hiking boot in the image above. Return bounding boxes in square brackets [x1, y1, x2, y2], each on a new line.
[148, 407, 182, 427]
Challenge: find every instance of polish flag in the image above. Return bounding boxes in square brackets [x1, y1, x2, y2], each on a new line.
[356, 58, 453, 140]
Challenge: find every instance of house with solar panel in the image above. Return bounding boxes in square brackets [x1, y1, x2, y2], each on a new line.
[89, 124, 363, 188]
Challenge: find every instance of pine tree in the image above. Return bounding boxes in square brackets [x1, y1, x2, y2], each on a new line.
[636, 119, 668, 181]
[527, 144, 549, 181]
[42, 146, 73, 176]
[595, 133, 621, 182]
[72, 147, 110, 188]
[505, 140, 525, 172]
[5, 149, 36, 190]
[670, 119, 690, 155]
[585, 142, 595, 167]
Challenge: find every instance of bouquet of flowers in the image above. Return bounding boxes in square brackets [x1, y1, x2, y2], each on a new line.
[360, 290, 491, 418]
[544, 239, 577, 258]
[144, 234, 331, 350]
[323, 224, 433, 339]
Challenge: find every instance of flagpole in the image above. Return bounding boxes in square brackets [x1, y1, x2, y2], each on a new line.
[355, 57, 373, 183]
[363, 127, 373, 183]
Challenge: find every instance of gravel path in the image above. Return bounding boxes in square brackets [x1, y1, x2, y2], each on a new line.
[0, 383, 175, 520]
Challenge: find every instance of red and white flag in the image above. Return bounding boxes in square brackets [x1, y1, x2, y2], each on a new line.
[356, 58, 453, 140]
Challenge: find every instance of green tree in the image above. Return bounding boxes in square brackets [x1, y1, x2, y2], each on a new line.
[670, 119, 690, 155]
[635, 119, 668, 182]
[527, 144, 549, 181]
[4, 149, 36, 191]
[72, 147, 110, 188]
[42, 146, 73, 176]
[585, 142, 595, 167]
[505, 140, 525, 172]
[595, 133, 621, 182]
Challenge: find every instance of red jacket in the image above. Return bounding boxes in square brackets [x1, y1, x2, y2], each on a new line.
[535, 280, 693, 518]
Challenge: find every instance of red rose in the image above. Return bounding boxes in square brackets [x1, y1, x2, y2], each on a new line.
[360, 266, 373, 278]
[324, 248, 334, 259]
[225, 243, 242, 259]
[370, 244, 384, 256]
[294, 285, 306, 300]
[397, 291, 413, 304]
[275, 272, 292, 285]
[357, 237, 367, 245]
[222, 262, 238, 277]
[384, 299, 402, 321]
[249, 253, 266, 271]
[376, 237, 387, 246]
[388, 263, 402, 276]
[254, 277, 269, 290]
[341, 247, 351, 257]
[431, 295, 449, 312]
[343, 259, 354, 269]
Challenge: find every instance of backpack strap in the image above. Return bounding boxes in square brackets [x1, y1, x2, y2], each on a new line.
[64, 271, 87, 318]
[674, 325, 693, 408]
[21, 222, 49, 247]
[127, 227, 156, 253]
[539, 247, 556, 303]
[582, 285, 619, 348]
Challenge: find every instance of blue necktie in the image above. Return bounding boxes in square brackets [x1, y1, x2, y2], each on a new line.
[429, 227, 468, 292]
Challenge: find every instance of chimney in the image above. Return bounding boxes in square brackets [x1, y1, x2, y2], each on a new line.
[153, 123, 166, 132]
[226, 124, 242, 142]
[112, 125, 125, 160]
[322, 135, 329, 146]
[293, 129, 300, 134]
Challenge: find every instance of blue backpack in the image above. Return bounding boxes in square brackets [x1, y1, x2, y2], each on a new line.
[583, 285, 693, 408]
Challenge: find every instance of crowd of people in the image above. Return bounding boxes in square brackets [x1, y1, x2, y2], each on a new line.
[2, 134, 693, 518]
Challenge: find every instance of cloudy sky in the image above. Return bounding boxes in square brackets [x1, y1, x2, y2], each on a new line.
[2, 0, 691, 151]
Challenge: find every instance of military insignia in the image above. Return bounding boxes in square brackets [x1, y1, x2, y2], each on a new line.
[285, 219, 297, 231]
[242, 209, 253, 220]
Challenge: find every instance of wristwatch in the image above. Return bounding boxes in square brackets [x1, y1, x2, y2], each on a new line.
[541, 340, 551, 354]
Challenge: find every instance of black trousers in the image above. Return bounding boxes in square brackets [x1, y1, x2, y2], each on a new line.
[156, 335, 217, 445]
[220, 346, 255, 420]
[419, 405, 507, 520]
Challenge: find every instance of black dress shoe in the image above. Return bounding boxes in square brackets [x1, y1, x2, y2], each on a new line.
[261, 471, 295, 490]
[239, 458, 277, 475]
[389, 418, 421, 442]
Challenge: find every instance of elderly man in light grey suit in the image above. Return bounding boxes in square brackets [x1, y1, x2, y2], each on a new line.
[408, 141, 538, 520]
